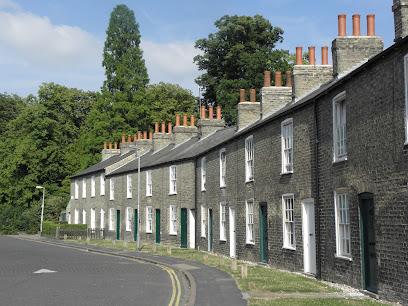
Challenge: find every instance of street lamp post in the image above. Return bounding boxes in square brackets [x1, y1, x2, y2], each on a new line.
[36, 186, 45, 235]
[129, 144, 141, 251]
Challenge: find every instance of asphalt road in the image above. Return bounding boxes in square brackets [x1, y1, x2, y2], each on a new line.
[0, 236, 178, 306]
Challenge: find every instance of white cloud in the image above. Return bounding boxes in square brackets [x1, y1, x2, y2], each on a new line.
[0, 10, 102, 68]
[141, 39, 202, 93]
[0, 0, 20, 10]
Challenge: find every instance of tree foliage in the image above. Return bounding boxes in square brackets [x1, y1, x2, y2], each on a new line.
[102, 4, 149, 98]
[0, 84, 97, 233]
[194, 14, 294, 124]
[147, 82, 198, 126]
[0, 93, 25, 135]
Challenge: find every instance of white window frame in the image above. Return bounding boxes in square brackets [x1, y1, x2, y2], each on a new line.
[126, 207, 132, 231]
[74, 180, 79, 199]
[334, 189, 351, 259]
[82, 209, 86, 225]
[333, 91, 347, 162]
[68, 212, 71, 224]
[169, 205, 177, 235]
[201, 157, 206, 191]
[246, 199, 255, 244]
[90, 208, 96, 228]
[109, 208, 114, 231]
[146, 170, 152, 197]
[74, 208, 79, 224]
[146, 206, 153, 233]
[82, 178, 86, 199]
[404, 54, 408, 144]
[219, 149, 226, 188]
[169, 165, 177, 195]
[100, 174, 105, 196]
[220, 202, 226, 241]
[91, 175, 95, 198]
[100, 209, 105, 229]
[126, 174, 132, 199]
[109, 177, 114, 200]
[281, 118, 293, 174]
[201, 204, 206, 237]
[245, 136, 254, 182]
[282, 194, 295, 250]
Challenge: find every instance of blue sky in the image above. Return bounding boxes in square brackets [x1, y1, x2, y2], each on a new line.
[0, 0, 395, 98]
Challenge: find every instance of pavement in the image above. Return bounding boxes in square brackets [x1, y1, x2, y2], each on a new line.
[11, 234, 247, 306]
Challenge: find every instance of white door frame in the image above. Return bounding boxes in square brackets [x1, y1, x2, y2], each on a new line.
[229, 206, 236, 258]
[302, 198, 316, 275]
[189, 209, 195, 249]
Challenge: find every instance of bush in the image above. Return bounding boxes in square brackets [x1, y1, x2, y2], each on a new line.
[42, 221, 86, 237]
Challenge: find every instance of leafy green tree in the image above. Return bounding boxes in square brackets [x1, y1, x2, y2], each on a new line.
[0, 84, 97, 232]
[194, 14, 294, 124]
[102, 4, 149, 98]
[77, 4, 153, 168]
[0, 93, 25, 135]
[147, 82, 198, 125]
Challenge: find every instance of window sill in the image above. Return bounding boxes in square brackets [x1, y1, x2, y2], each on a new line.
[146, 195, 152, 197]
[110, 199, 114, 201]
[201, 189, 206, 192]
[146, 231, 152, 234]
[127, 196, 132, 199]
[169, 192, 177, 196]
[220, 239, 226, 242]
[201, 235, 206, 238]
[100, 194, 105, 197]
[245, 179, 254, 184]
[246, 241, 255, 245]
[91, 196, 95, 198]
[280, 171, 293, 176]
[82, 197, 86, 199]
[282, 246, 296, 251]
[126, 229, 131, 232]
[335, 254, 352, 261]
[220, 185, 226, 189]
[169, 233, 177, 236]
[333, 156, 347, 164]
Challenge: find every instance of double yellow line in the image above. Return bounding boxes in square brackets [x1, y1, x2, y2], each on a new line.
[18, 238, 181, 306]
[156, 263, 181, 306]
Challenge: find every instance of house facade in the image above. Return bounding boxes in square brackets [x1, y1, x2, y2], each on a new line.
[66, 2, 408, 303]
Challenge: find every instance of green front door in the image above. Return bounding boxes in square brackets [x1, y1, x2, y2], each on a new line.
[156, 209, 160, 243]
[116, 210, 120, 240]
[259, 203, 268, 263]
[181, 208, 187, 248]
[134, 209, 138, 242]
[209, 209, 213, 252]
[359, 194, 378, 293]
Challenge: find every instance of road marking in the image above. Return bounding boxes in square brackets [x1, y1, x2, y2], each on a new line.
[17, 238, 181, 306]
[33, 269, 57, 274]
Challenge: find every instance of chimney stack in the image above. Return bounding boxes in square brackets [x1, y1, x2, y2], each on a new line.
[237, 89, 260, 129]
[173, 113, 199, 144]
[197, 106, 225, 137]
[102, 140, 120, 161]
[332, 14, 383, 76]
[393, 0, 408, 41]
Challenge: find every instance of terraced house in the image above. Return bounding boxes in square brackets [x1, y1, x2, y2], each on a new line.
[66, 1, 408, 303]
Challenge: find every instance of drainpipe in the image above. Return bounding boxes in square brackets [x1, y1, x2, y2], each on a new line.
[314, 99, 321, 280]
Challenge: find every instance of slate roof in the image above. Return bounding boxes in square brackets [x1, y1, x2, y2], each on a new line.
[73, 35, 408, 180]
[70, 150, 134, 179]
